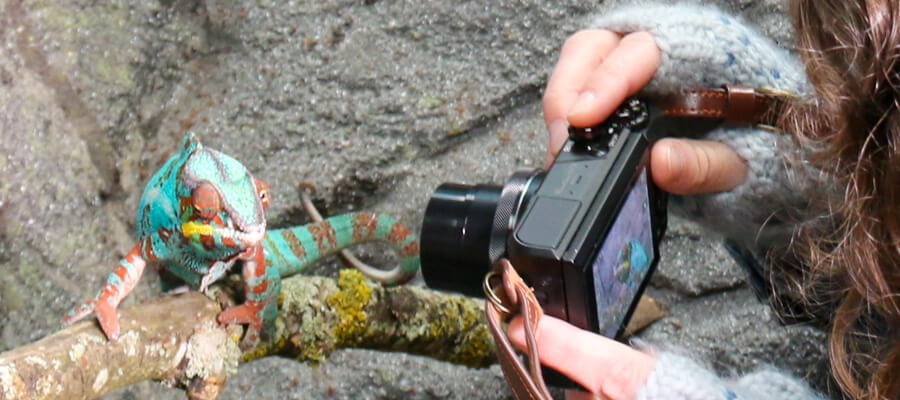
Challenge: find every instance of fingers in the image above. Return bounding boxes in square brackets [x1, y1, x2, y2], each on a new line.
[651, 138, 748, 195]
[508, 315, 655, 400]
[544, 30, 622, 128]
[544, 30, 660, 165]
[566, 32, 660, 127]
[543, 30, 621, 166]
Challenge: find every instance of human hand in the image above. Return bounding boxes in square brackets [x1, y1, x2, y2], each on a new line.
[508, 315, 655, 400]
[544, 30, 747, 195]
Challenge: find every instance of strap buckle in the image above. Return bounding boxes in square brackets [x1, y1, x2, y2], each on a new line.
[756, 87, 797, 99]
[755, 87, 797, 132]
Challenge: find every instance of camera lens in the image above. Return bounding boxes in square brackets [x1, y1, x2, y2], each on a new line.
[421, 170, 544, 297]
[420, 183, 501, 297]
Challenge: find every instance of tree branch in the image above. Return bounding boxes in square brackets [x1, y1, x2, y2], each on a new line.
[0, 270, 492, 400]
[0, 270, 664, 400]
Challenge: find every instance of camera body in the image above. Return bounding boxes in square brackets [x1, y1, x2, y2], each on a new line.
[421, 98, 670, 338]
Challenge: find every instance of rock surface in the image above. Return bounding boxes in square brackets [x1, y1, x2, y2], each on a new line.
[0, 0, 830, 398]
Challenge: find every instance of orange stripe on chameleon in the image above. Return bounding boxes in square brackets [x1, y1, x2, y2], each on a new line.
[399, 241, 419, 258]
[112, 268, 127, 284]
[223, 237, 239, 249]
[309, 220, 337, 253]
[281, 230, 306, 260]
[388, 221, 412, 244]
[251, 279, 269, 294]
[201, 234, 217, 251]
[352, 213, 378, 241]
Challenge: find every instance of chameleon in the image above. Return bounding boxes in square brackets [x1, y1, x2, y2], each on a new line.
[62, 133, 420, 350]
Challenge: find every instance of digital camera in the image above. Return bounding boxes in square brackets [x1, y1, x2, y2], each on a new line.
[420, 98, 672, 339]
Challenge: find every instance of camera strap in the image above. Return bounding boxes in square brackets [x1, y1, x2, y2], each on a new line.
[659, 85, 795, 130]
[485, 258, 554, 400]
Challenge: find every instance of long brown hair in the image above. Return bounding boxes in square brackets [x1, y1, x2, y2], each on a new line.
[781, 0, 900, 398]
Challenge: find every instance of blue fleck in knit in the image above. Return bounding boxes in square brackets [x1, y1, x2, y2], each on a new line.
[588, 3, 829, 400]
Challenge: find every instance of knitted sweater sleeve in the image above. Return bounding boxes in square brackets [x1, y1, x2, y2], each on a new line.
[590, 3, 821, 254]
[638, 352, 826, 400]
[587, 4, 828, 400]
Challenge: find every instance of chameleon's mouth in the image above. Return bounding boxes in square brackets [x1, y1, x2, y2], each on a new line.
[182, 220, 266, 248]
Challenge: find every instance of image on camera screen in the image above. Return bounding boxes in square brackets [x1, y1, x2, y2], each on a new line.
[591, 168, 654, 338]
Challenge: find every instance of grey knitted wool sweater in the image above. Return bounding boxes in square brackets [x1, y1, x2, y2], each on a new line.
[588, 3, 828, 400]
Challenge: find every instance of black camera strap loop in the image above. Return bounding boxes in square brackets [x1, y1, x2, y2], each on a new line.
[485, 259, 554, 400]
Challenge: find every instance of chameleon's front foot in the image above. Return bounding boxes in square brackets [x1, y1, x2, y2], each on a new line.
[218, 301, 267, 351]
[199, 259, 235, 293]
[219, 244, 279, 350]
[61, 241, 148, 342]
[61, 298, 122, 341]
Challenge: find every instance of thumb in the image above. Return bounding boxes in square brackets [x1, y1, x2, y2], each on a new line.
[650, 138, 747, 195]
[508, 315, 655, 400]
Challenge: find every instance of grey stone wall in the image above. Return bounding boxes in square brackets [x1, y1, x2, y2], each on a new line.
[0, 0, 829, 398]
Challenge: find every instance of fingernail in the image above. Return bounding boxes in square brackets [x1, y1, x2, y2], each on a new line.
[568, 91, 596, 116]
[549, 120, 568, 144]
[546, 120, 569, 166]
[665, 142, 685, 181]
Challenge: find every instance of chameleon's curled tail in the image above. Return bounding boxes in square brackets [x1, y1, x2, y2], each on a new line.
[263, 212, 420, 285]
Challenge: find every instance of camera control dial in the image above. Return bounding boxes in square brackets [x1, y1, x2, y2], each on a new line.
[567, 98, 649, 142]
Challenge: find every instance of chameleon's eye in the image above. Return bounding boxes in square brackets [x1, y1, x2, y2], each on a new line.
[192, 182, 222, 220]
[255, 179, 270, 211]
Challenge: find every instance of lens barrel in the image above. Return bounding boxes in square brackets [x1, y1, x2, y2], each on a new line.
[420, 183, 501, 297]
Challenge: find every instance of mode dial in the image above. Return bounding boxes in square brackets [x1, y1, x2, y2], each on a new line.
[567, 98, 649, 142]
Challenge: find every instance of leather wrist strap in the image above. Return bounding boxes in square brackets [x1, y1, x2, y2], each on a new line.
[659, 84, 794, 128]
[485, 259, 553, 400]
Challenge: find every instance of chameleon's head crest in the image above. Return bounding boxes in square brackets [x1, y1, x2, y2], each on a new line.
[179, 135, 266, 248]
[180, 133, 203, 156]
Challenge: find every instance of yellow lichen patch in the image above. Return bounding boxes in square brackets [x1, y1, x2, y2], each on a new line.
[294, 338, 327, 363]
[424, 294, 494, 366]
[394, 286, 493, 367]
[239, 337, 287, 363]
[326, 269, 373, 346]
[449, 324, 494, 367]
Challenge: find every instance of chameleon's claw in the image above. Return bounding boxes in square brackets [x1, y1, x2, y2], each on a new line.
[61, 299, 121, 341]
[199, 274, 216, 294]
[95, 300, 121, 341]
[61, 300, 97, 326]
[164, 285, 191, 295]
[200, 260, 232, 293]
[218, 303, 265, 350]
[218, 304, 259, 326]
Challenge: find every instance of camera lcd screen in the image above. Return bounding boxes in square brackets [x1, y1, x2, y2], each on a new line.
[591, 168, 655, 338]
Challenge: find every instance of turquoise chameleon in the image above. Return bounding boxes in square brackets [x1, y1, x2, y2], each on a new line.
[62, 134, 420, 350]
